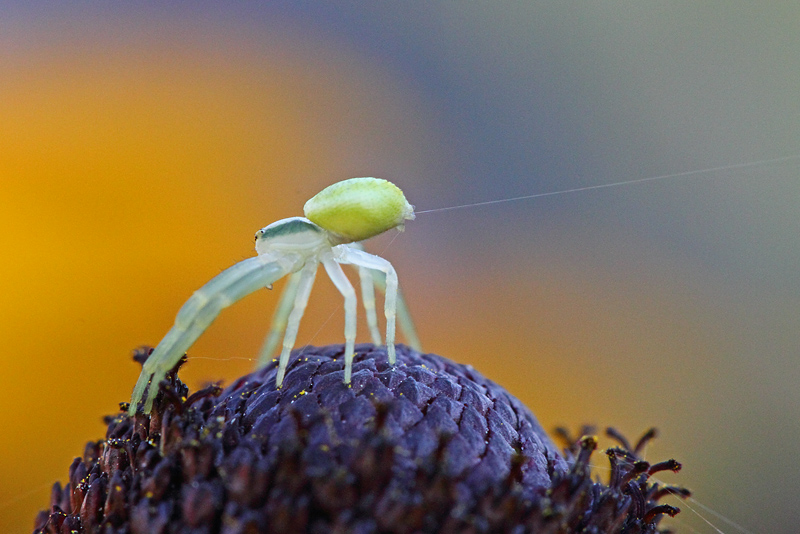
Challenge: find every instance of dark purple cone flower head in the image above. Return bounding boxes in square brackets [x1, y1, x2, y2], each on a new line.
[34, 345, 687, 533]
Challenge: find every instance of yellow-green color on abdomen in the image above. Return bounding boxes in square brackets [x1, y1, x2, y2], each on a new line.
[304, 177, 415, 243]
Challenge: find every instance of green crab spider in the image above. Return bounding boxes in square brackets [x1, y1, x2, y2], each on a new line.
[129, 177, 418, 414]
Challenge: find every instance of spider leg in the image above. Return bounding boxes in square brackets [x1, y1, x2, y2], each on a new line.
[357, 265, 383, 346]
[348, 242, 420, 350]
[369, 268, 421, 352]
[322, 257, 358, 383]
[256, 271, 302, 368]
[333, 245, 398, 365]
[275, 260, 318, 387]
[130, 255, 296, 414]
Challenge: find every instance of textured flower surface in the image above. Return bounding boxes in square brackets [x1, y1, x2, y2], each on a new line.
[33, 345, 686, 533]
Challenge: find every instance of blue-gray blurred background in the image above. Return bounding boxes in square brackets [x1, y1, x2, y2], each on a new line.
[2, 3, 799, 532]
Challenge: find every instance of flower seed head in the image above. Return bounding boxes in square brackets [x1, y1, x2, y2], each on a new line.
[34, 345, 686, 533]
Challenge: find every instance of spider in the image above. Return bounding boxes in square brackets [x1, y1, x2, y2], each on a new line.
[129, 177, 419, 414]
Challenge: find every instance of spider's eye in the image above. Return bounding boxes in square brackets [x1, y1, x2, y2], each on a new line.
[255, 230, 263, 241]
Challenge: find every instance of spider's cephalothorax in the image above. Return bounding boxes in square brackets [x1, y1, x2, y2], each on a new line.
[129, 177, 417, 414]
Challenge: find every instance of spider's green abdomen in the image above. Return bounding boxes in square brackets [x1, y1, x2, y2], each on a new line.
[304, 177, 415, 243]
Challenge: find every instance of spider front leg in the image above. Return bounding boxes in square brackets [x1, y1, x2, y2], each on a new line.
[334, 245, 399, 365]
[129, 255, 297, 414]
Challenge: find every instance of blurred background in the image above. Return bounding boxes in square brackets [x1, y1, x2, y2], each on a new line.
[2, 3, 799, 532]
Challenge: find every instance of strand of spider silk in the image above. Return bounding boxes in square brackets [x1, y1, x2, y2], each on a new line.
[655, 485, 727, 534]
[648, 476, 756, 534]
[190, 356, 258, 363]
[582, 458, 736, 534]
[682, 496, 757, 534]
[646, 473, 756, 534]
[578, 461, 735, 534]
[580, 463, 732, 534]
[415, 153, 800, 215]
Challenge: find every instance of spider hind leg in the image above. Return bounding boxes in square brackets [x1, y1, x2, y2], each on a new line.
[334, 245, 398, 365]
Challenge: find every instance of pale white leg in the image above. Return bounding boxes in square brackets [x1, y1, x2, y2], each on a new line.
[333, 245, 398, 365]
[130, 256, 295, 414]
[369, 268, 421, 351]
[358, 266, 382, 346]
[256, 271, 302, 368]
[322, 257, 358, 383]
[350, 242, 420, 351]
[275, 261, 318, 388]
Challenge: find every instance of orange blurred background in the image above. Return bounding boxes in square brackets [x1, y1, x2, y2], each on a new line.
[2, 5, 800, 533]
